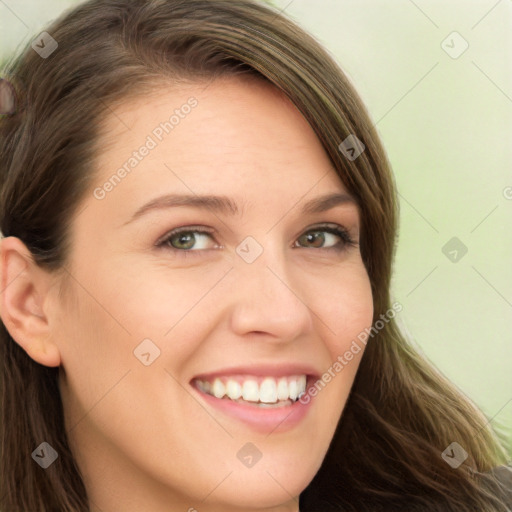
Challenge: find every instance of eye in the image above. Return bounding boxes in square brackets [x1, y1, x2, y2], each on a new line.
[155, 223, 358, 256]
[294, 224, 357, 252]
[156, 226, 218, 253]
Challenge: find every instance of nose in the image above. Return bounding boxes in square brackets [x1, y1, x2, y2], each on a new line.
[227, 245, 313, 342]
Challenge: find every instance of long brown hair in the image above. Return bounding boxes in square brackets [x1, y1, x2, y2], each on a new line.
[0, 1, 509, 510]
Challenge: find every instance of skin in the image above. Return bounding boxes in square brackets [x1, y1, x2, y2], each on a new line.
[0, 76, 373, 512]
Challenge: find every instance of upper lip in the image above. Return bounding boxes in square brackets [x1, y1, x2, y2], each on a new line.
[190, 363, 321, 382]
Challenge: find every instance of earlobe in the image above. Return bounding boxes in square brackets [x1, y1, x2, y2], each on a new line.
[0, 236, 61, 368]
[23, 337, 61, 368]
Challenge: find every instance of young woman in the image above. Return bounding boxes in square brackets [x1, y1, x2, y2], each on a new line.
[0, 1, 510, 511]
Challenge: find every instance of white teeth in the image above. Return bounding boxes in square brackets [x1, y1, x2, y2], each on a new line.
[289, 379, 298, 401]
[242, 380, 259, 402]
[212, 379, 225, 399]
[257, 401, 291, 408]
[277, 377, 289, 401]
[226, 380, 242, 400]
[298, 375, 307, 393]
[195, 375, 308, 405]
[259, 377, 278, 403]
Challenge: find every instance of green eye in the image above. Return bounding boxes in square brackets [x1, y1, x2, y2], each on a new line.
[160, 228, 216, 251]
[157, 224, 357, 256]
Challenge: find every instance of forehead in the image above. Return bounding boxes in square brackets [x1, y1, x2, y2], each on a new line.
[89, 76, 351, 215]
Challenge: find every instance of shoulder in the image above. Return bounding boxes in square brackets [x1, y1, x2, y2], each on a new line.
[488, 465, 512, 507]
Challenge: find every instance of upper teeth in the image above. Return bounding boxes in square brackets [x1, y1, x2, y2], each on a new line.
[196, 375, 307, 403]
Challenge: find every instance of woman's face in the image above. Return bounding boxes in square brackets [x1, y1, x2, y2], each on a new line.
[53, 76, 373, 511]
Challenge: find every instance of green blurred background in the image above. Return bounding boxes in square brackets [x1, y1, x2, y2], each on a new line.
[1, 0, 511, 457]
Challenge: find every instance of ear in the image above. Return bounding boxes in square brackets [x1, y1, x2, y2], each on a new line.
[0, 236, 61, 367]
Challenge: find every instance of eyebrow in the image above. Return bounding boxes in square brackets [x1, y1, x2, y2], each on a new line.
[125, 191, 357, 225]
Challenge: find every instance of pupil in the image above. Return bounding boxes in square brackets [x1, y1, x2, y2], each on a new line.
[306, 232, 324, 247]
[176, 233, 193, 248]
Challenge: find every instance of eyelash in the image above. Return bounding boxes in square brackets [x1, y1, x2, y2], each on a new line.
[155, 224, 358, 257]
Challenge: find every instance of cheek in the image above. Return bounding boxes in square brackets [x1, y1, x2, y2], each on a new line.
[56, 257, 232, 438]
[57, 268, 200, 388]
[97, 255, 232, 338]
[309, 261, 374, 358]
[304, 261, 373, 414]
[56, 285, 134, 430]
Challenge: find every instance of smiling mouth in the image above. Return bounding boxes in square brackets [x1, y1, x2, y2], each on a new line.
[192, 375, 308, 408]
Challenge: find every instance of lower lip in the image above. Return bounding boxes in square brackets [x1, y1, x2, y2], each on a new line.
[191, 383, 314, 434]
